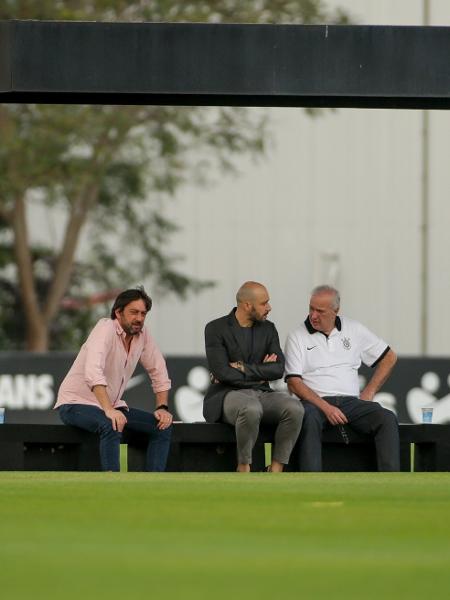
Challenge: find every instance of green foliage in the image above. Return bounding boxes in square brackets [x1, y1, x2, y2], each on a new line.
[0, 1, 350, 24]
[0, 235, 103, 350]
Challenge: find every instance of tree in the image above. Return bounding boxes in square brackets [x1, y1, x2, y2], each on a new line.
[0, 1, 350, 351]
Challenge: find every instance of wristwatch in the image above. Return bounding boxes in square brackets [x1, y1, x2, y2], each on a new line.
[155, 404, 169, 411]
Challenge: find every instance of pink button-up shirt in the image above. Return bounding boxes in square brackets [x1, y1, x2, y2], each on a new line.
[55, 318, 171, 409]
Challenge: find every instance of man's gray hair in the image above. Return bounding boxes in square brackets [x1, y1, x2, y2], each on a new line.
[311, 285, 340, 310]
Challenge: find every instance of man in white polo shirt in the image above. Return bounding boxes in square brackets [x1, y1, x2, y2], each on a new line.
[284, 285, 399, 471]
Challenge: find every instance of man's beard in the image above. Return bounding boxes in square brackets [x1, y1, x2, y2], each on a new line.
[249, 308, 266, 323]
[124, 322, 142, 335]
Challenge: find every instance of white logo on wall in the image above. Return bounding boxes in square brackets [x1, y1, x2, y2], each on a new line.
[406, 372, 450, 424]
[0, 375, 54, 409]
[174, 366, 209, 422]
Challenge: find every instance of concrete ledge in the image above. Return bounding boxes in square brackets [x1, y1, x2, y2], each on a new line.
[1, 422, 449, 472]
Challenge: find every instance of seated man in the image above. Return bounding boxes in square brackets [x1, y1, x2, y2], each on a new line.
[54, 287, 173, 472]
[284, 285, 399, 471]
[204, 281, 304, 472]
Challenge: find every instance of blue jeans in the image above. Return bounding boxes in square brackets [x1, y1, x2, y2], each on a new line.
[58, 404, 172, 472]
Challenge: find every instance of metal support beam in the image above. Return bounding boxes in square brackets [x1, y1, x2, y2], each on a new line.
[420, 0, 431, 355]
[1, 20, 450, 108]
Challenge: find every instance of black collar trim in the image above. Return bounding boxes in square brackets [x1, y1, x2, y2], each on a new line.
[304, 317, 316, 334]
[304, 315, 342, 335]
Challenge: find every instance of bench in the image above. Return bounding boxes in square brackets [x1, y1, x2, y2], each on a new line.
[129, 423, 384, 472]
[0, 424, 101, 471]
[0, 423, 449, 472]
[399, 423, 450, 472]
[130, 423, 450, 472]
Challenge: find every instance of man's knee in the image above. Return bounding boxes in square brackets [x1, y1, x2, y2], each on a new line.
[282, 397, 305, 422]
[157, 424, 173, 441]
[364, 405, 398, 433]
[302, 403, 324, 430]
[238, 399, 263, 425]
[98, 420, 122, 441]
[380, 407, 398, 429]
[369, 403, 397, 422]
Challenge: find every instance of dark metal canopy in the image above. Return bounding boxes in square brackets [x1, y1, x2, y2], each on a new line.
[1, 20, 449, 109]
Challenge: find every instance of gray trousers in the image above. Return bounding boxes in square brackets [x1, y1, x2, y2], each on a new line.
[222, 389, 304, 465]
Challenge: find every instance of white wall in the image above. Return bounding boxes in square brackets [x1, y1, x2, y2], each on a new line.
[148, 0, 450, 357]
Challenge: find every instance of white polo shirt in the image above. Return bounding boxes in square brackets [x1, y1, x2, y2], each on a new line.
[284, 316, 389, 398]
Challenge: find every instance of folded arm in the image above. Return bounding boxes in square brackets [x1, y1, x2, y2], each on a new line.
[240, 325, 285, 381]
[205, 323, 284, 386]
[239, 355, 284, 381]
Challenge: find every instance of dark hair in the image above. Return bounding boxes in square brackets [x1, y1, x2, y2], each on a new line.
[110, 286, 152, 319]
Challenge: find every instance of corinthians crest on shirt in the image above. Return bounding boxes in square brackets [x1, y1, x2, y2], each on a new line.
[342, 337, 351, 350]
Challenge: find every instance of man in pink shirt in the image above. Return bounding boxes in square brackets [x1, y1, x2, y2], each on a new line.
[55, 287, 173, 471]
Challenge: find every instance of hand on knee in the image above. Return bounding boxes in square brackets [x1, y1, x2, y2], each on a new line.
[99, 422, 122, 442]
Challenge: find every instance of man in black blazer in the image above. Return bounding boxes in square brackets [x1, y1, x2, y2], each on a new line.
[204, 281, 303, 472]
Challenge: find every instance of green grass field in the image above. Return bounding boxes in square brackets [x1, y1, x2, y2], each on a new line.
[1, 472, 449, 600]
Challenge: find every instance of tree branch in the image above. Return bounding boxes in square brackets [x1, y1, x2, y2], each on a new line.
[42, 125, 130, 325]
[43, 181, 99, 323]
[11, 194, 46, 348]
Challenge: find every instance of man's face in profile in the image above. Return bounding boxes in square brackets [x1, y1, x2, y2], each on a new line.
[248, 287, 271, 323]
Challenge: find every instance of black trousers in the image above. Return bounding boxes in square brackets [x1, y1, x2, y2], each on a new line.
[297, 396, 400, 472]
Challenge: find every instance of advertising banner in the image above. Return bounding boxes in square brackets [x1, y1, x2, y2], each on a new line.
[1, 353, 450, 425]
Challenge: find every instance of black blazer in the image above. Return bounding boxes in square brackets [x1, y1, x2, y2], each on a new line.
[203, 308, 285, 423]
